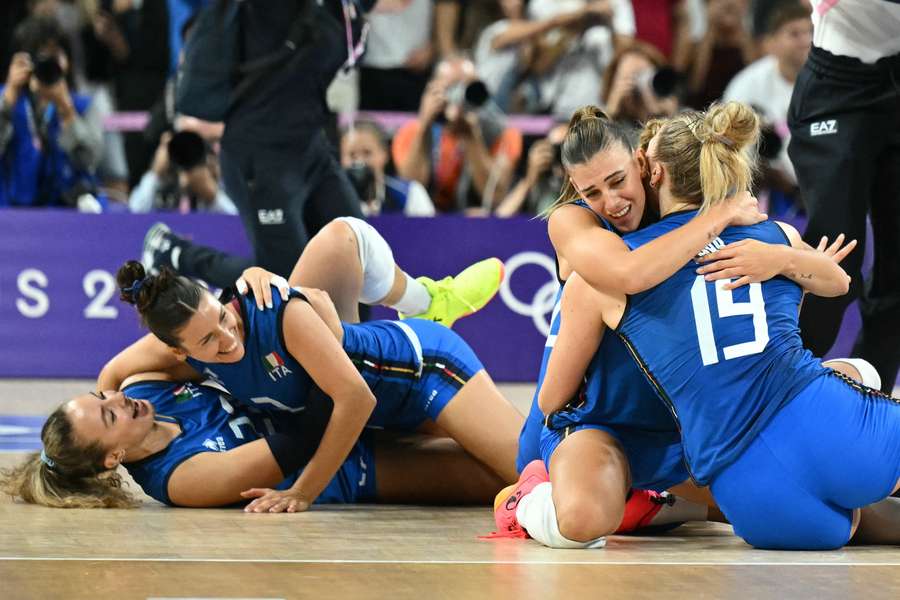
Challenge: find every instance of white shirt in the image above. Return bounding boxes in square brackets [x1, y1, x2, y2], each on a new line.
[362, 0, 433, 69]
[811, 0, 900, 63]
[527, 0, 636, 36]
[474, 20, 520, 97]
[723, 55, 796, 181]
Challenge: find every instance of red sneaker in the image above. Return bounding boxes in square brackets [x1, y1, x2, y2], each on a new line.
[483, 460, 550, 539]
[615, 489, 677, 534]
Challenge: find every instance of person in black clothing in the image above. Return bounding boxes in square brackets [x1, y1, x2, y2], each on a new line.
[787, 0, 900, 393]
[145, 0, 366, 289]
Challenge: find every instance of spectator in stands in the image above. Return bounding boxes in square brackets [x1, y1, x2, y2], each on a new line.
[724, 1, 811, 195]
[683, 0, 755, 109]
[523, 0, 635, 116]
[602, 40, 679, 126]
[340, 120, 435, 216]
[392, 55, 522, 213]
[0, 17, 103, 208]
[630, 0, 693, 64]
[474, 0, 615, 113]
[358, 0, 436, 112]
[80, 0, 170, 187]
[128, 127, 237, 215]
[494, 121, 568, 217]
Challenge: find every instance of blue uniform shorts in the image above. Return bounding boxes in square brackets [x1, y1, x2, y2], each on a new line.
[540, 423, 689, 492]
[280, 429, 378, 504]
[711, 372, 900, 550]
[365, 319, 484, 432]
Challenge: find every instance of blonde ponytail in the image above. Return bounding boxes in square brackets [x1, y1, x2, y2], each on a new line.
[650, 102, 759, 211]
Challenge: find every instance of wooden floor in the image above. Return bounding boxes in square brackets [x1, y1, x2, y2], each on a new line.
[3, 380, 900, 600]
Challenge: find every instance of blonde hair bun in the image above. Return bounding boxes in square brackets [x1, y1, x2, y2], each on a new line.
[700, 102, 759, 151]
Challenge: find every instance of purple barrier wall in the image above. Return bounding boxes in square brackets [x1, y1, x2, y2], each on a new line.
[0, 209, 867, 381]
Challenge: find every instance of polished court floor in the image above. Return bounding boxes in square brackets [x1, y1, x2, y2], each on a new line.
[3, 379, 900, 599]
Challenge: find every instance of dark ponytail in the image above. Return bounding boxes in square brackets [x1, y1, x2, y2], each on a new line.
[116, 260, 204, 348]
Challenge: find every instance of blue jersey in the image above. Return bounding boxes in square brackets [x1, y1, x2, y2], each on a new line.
[187, 288, 422, 423]
[122, 379, 371, 506]
[619, 211, 828, 485]
[517, 203, 677, 471]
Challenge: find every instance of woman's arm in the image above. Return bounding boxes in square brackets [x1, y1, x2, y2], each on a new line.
[549, 193, 765, 296]
[696, 223, 854, 297]
[97, 334, 199, 392]
[537, 275, 608, 416]
[168, 438, 285, 507]
[242, 300, 375, 512]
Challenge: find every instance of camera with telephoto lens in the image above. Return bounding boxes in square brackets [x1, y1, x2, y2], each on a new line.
[345, 162, 376, 203]
[437, 80, 491, 125]
[167, 130, 208, 171]
[633, 66, 678, 100]
[32, 53, 63, 86]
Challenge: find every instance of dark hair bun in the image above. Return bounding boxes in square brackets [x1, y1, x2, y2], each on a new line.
[116, 261, 147, 306]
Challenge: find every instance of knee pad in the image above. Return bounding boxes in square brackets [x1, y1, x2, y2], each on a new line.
[334, 217, 395, 304]
[830, 357, 882, 390]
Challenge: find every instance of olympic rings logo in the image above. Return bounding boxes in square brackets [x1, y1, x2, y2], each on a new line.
[498, 252, 560, 337]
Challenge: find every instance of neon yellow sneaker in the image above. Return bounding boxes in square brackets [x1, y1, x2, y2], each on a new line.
[401, 257, 504, 328]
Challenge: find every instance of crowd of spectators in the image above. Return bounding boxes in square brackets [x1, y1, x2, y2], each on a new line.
[0, 0, 814, 218]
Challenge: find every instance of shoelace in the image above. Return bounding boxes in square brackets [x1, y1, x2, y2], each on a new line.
[432, 276, 479, 314]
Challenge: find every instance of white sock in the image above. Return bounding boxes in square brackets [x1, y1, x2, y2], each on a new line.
[515, 482, 606, 549]
[391, 273, 431, 315]
[831, 357, 882, 389]
[336, 217, 395, 304]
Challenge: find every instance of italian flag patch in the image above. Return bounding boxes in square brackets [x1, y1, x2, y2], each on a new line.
[263, 352, 285, 373]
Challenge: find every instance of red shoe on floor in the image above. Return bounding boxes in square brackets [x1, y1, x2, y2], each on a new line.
[484, 460, 550, 539]
[615, 489, 678, 534]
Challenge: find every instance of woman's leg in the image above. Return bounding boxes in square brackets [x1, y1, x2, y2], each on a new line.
[433, 371, 524, 483]
[288, 218, 431, 323]
[373, 433, 506, 504]
[549, 429, 631, 541]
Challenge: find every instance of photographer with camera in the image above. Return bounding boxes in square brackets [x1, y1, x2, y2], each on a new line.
[494, 121, 569, 217]
[0, 16, 103, 208]
[392, 55, 523, 213]
[340, 120, 434, 216]
[602, 40, 679, 126]
[128, 129, 238, 215]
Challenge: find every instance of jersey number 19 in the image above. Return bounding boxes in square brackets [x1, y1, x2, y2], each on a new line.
[690, 276, 769, 366]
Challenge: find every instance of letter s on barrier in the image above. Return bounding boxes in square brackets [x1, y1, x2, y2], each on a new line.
[16, 269, 49, 319]
[498, 252, 560, 337]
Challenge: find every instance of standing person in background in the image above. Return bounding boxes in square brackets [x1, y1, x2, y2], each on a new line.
[155, 0, 367, 290]
[787, 0, 900, 393]
[358, 0, 435, 112]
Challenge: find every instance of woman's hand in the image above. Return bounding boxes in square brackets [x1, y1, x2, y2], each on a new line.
[722, 191, 767, 227]
[235, 267, 290, 309]
[815, 233, 857, 264]
[241, 487, 312, 513]
[695, 239, 788, 290]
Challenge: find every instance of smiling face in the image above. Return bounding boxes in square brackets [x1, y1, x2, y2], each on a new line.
[172, 292, 245, 363]
[65, 391, 156, 469]
[566, 141, 648, 232]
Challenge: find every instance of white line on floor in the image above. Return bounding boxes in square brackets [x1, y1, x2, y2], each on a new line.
[1, 557, 899, 566]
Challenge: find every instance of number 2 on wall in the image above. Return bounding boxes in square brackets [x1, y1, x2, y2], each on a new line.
[690, 276, 769, 366]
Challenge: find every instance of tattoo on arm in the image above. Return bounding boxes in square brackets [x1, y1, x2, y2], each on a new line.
[793, 273, 814, 280]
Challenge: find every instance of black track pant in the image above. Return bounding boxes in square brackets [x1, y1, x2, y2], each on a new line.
[788, 46, 900, 392]
[173, 128, 363, 288]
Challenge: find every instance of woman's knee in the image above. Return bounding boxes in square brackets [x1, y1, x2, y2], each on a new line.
[555, 494, 625, 542]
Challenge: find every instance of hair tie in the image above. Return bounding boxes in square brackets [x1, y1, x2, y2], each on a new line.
[708, 133, 734, 148]
[122, 278, 145, 298]
[40, 449, 56, 470]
